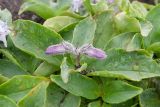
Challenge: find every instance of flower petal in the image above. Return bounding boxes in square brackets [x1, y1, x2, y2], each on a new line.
[45, 41, 77, 55]
[107, 0, 114, 3]
[45, 44, 66, 55]
[0, 20, 10, 47]
[80, 44, 107, 59]
[62, 41, 76, 55]
[71, 0, 83, 12]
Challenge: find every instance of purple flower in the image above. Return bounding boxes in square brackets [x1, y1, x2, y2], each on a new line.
[0, 20, 10, 47]
[45, 41, 107, 60]
[45, 41, 76, 55]
[71, 0, 83, 12]
[80, 44, 107, 59]
[45, 43, 66, 55]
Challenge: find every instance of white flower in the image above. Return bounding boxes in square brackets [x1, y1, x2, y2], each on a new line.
[0, 20, 10, 47]
[71, 0, 83, 12]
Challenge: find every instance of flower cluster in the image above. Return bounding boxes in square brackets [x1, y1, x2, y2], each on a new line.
[0, 20, 10, 47]
[45, 41, 107, 60]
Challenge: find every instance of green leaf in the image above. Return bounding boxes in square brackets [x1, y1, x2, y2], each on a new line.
[145, 5, 160, 47]
[60, 93, 81, 107]
[7, 36, 40, 73]
[0, 49, 22, 68]
[0, 75, 8, 84]
[46, 83, 66, 107]
[0, 59, 28, 77]
[139, 88, 160, 107]
[126, 33, 142, 51]
[19, 0, 73, 19]
[91, 0, 108, 14]
[0, 95, 18, 107]
[19, 1, 55, 19]
[140, 21, 153, 37]
[83, 0, 94, 14]
[115, 0, 130, 12]
[129, 1, 148, 19]
[93, 11, 114, 49]
[114, 12, 140, 33]
[147, 42, 160, 53]
[88, 100, 101, 107]
[88, 70, 160, 81]
[60, 29, 74, 41]
[18, 81, 49, 107]
[102, 103, 111, 107]
[102, 80, 143, 104]
[11, 20, 62, 66]
[56, 0, 72, 9]
[23, 0, 51, 4]
[105, 33, 142, 51]
[139, 20, 153, 37]
[76, 63, 87, 72]
[61, 11, 86, 19]
[72, 17, 96, 47]
[43, 16, 79, 32]
[60, 57, 71, 83]
[0, 75, 48, 102]
[50, 72, 100, 99]
[54, 0, 72, 16]
[0, 8, 12, 25]
[88, 49, 159, 74]
[34, 61, 57, 76]
[111, 99, 136, 107]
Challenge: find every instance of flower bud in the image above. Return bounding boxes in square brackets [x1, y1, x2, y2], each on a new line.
[45, 44, 66, 55]
[80, 44, 107, 59]
[45, 41, 76, 55]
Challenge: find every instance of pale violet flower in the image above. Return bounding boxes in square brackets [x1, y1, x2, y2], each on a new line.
[71, 0, 83, 12]
[45, 41, 107, 60]
[79, 44, 107, 59]
[45, 41, 76, 55]
[0, 20, 10, 47]
[45, 43, 66, 55]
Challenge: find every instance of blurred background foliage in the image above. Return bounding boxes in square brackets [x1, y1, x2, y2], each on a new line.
[0, 0, 159, 21]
